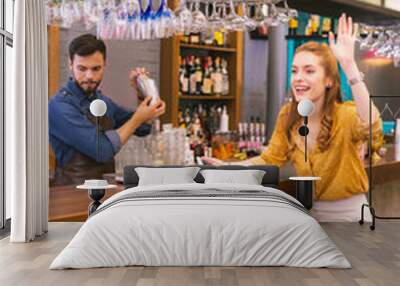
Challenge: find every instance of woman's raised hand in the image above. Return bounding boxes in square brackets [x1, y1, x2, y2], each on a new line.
[328, 13, 358, 70]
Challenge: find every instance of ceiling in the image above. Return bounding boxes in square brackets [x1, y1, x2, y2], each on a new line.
[286, 0, 400, 25]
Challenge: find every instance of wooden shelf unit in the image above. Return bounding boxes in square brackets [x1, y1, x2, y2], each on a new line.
[160, 36, 243, 129]
[160, 1, 243, 130]
[180, 43, 237, 53]
[179, 95, 235, 100]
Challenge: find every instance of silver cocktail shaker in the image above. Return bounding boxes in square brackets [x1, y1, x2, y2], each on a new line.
[136, 74, 159, 105]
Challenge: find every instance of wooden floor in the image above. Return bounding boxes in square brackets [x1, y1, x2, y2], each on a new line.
[1, 222, 400, 286]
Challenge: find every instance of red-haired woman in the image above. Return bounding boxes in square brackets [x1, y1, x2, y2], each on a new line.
[202, 14, 383, 222]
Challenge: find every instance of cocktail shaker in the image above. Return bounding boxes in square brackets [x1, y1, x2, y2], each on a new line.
[136, 74, 159, 105]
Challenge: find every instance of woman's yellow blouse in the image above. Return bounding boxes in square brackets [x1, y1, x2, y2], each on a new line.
[251, 101, 384, 201]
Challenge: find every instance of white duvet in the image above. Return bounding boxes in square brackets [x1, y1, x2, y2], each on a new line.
[50, 183, 351, 269]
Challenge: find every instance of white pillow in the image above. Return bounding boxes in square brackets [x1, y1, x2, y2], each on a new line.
[200, 169, 266, 185]
[135, 167, 201, 186]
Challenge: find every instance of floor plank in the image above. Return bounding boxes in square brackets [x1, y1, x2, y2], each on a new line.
[0, 222, 400, 286]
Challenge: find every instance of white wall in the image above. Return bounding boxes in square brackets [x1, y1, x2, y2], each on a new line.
[241, 32, 269, 122]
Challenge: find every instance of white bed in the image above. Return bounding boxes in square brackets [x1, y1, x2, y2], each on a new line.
[50, 182, 351, 269]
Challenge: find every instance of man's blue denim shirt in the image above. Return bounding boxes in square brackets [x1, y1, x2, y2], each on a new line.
[49, 79, 151, 167]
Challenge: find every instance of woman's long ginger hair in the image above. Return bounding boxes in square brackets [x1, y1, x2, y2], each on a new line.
[286, 41, 342, 151]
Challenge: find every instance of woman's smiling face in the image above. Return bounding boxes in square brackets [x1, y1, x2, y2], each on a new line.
[291, 51, 332, 103]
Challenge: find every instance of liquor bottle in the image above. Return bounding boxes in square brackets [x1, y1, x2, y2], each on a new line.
[321, 17, 332, 37]
[181, 32, 190, 44]
[203, 30, 214, 45]
[219, 106, 229, 133]
[311, 15, 320, 36]
[178, 109, 186, 128]
[261, 120, 266, 145]
[179, 57, 188, 95]
[221, 58, 229, 96]
[255, 116, 261, 144]
[249, 116, 255, 143]
[190, 33, 200, 44]
[214, 29, 226, 46]
[212, 57, 223, 96]
[288, 17, 298, 36]
[209, 106, 217, 135]
[184, 108, 192, 134]
[305, 18, 313, 36]
[238, 123, 245, 152]
[194, 57, 203, 95]
[202, 62, 212, 95]
[188, 56, 197, 95]
[206, 56, 214, 93]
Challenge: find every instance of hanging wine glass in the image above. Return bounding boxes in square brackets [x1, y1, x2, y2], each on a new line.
[114, 1, 129, 40]
[124, 0, 140, 40]
[262, 3, 280, 27]
[207, 1, 224, 32]
[82, 0, 100, 30]
[224, 0, 247, 31]
[371, 31, 389, 50]
[277, 0, 297, 23]
[241, 1, 257, 31]
[190, 0, 208, 33]
[97, 0, 117, 40]
[174, 0, 192, 34]
[253, 1, 266, 27]
[59, 0, 75, 28]
[359, 31, 375, 51]
[162, 1, 176, 38]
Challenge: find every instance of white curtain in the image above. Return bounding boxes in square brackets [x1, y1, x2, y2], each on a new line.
[7, 0, 49, 242]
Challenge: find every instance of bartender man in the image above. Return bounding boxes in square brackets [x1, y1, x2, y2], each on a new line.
[49, 34, 166, 186]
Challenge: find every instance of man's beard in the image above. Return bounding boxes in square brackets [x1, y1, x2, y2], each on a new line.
[72, 76, 101, 95]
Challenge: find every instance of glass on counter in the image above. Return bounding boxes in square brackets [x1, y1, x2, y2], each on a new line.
[211, 132, 237, 160]
[114, 127, 187, 176]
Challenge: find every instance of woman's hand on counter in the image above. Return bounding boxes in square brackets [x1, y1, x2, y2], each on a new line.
[201, 157, 227, 166]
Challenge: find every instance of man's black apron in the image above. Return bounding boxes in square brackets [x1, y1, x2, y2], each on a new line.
[54, 107, 115, 186]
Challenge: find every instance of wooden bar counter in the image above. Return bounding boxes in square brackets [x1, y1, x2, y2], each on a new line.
[49, 146, 400, 221]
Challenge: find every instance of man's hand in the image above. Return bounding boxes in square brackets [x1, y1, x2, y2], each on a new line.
[129, 67, 149, 101]
[133, 96, 166, 124]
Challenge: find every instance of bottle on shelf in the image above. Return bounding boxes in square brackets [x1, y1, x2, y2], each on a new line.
[188, 56, 197, 95]
[202, 62, 213, 95]
[179, 57, 189, 95]
[190, 32, 201, 44]
[311, 15, 320, 36]
[202, 30, 214, 45]
[237, 116, 266, 158]
[221, 58, 229, 96]
[321, 17, 332, 37]
[214, 29, 226, 46]
[249, 116, 255, 146]
[305, 18, 313, 36]
[288, 17, 298, 36]
[184, 108, 192, 130]
[181, 32, 190, 44]
[178, 109, 186, 129]
[212, 57, 223, 96]
[194, 57, 203, 95]
[219, 105, 229, 133]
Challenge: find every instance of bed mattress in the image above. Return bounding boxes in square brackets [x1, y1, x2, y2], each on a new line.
[50, 183, 351, 269]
